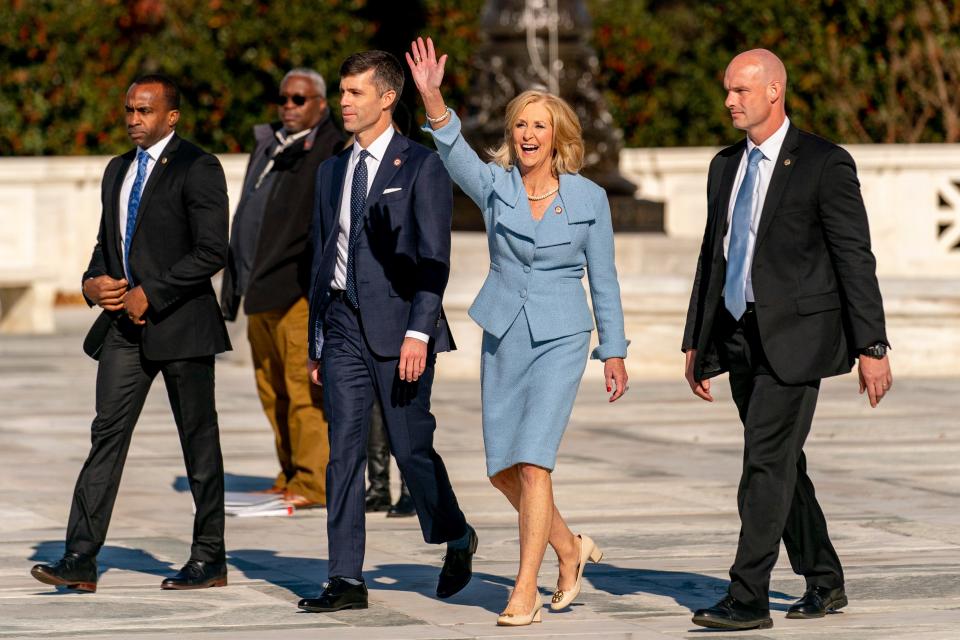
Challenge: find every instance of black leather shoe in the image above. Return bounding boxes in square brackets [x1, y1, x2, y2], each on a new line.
[436, 526, 477, 599]
[30, 553, 98, 592]
[786, 585, 847, 619]
[387, 493, 416, 518]
[365, 490, 391, 513]
[692, 595, 773, 630]
[160, 559, 227, 590]
[298, 577, 369, 612]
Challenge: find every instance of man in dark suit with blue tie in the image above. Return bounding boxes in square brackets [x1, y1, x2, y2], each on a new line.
[683, 50, 893, 630]
[299, 51, 476, 613]
[30, 74, 231, 593]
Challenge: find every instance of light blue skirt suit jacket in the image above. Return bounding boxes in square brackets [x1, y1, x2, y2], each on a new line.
[426, 112, 628, 476]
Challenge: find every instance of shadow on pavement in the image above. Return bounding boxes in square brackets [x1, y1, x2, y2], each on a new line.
[228, 548, 327, 598]
[172, 472, 275, 493]
[225, 550, 778, 615]
[27, 541, 178, 594]
[27, 544, 796, 612]
[227, 549, 515, 612]
[364, 564, 514, 614]
[588, 565, 796, 612]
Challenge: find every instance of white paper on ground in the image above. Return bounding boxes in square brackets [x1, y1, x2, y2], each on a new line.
[230, 505, 294, 518]
[222, 491, 293, 517]
[224, 491, 282, 508]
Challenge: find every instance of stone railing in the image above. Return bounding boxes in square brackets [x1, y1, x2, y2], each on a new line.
[4, 145, 958, 299]
[0, 155, 248, 300]
[620, 144, 960, 278]
[0, 155, 245, 333]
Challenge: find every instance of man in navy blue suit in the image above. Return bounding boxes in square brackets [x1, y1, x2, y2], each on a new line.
[299, 50, 476, 613]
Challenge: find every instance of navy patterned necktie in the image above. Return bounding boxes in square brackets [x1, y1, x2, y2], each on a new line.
[724, 147, 764, 320]
[345, 149, 370, 308]
[124, 149, 150, 284]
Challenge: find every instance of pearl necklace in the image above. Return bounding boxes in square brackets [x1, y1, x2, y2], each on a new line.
[526, 185, 559, 201]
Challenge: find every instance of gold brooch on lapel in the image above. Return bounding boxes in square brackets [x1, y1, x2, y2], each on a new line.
[554, 205, 563, 214]
[161, 157, 168, 165]
[393, 158, 401, 167]
[783, 159, 792, 166]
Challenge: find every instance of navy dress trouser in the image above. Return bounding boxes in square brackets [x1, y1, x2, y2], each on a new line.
[321, 295, 468, 579]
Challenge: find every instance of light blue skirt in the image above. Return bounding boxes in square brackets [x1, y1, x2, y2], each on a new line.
[480, 308, 590, 477]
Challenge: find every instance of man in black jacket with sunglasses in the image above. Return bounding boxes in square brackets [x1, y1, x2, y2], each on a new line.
[221, 68, 345, 510]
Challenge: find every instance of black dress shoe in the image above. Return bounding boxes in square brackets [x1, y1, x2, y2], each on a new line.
[386, 493, 416, 518]
[786, 585, 847, 619]
[298, 576, 369, 612]
[160, 559, 227, 590]
[365, 491, 391, 513]
[436, 526, 478, 599]
[692, 595, 773, 630]
[30, 553, 98, 592]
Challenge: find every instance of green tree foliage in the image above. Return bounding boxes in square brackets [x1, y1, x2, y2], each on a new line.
[0, 0, 490, 155]
[588, 0, 960, 146]
[2, 0, 959, 155]
[0, 0, 375, 155]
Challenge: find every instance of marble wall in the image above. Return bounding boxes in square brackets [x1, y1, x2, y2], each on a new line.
[620, 144, 960, 279]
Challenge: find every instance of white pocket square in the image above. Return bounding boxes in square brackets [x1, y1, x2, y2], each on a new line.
[383, 187, 403, 194]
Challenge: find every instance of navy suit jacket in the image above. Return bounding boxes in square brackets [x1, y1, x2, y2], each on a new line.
[308, 131, 456, 360]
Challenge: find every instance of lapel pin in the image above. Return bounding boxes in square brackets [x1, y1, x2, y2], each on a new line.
[393, 158, 401, 167]
[554, 205, 563, 214]
[161, 157, 168, 165]
[783, 159, 792, 166]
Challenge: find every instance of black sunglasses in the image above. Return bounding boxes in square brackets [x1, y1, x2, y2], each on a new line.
[274, 94, 321, 106]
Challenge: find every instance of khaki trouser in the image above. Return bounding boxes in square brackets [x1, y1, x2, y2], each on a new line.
[247, 297, 328, 503]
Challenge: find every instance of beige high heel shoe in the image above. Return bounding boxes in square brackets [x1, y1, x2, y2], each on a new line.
[497, 593, 543, 626]
[550, 534, 603, 611]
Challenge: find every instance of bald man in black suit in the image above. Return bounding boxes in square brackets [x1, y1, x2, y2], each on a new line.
[683, 49, 892, 631]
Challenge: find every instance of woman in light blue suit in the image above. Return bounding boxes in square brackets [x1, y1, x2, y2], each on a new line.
[407, 37, 629, 625]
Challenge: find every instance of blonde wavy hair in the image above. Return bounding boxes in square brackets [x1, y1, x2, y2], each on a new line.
[488, 90, 584, 175]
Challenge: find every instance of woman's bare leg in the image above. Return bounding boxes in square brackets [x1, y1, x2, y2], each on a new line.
[489, 464, 580, 611]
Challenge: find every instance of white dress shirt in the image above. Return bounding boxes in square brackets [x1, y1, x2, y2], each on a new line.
[331, 126, 428, 344]
[119, 130, 175, 280]
[723, 116, 790, 302]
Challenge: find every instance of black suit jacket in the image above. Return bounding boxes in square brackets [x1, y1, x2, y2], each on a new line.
[83, 134, 231, 361]
[307, 132, 456, 360]
[220, 115, 345, 319]
[682, 124, 888, 384]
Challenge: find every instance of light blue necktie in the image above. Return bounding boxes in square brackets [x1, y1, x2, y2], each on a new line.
[724, 147, 764, 320]
[124, 149, 150, 284]
[345, 149, 370, 308]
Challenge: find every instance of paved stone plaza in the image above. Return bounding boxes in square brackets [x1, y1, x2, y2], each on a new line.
[1, 307, 958, 639]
